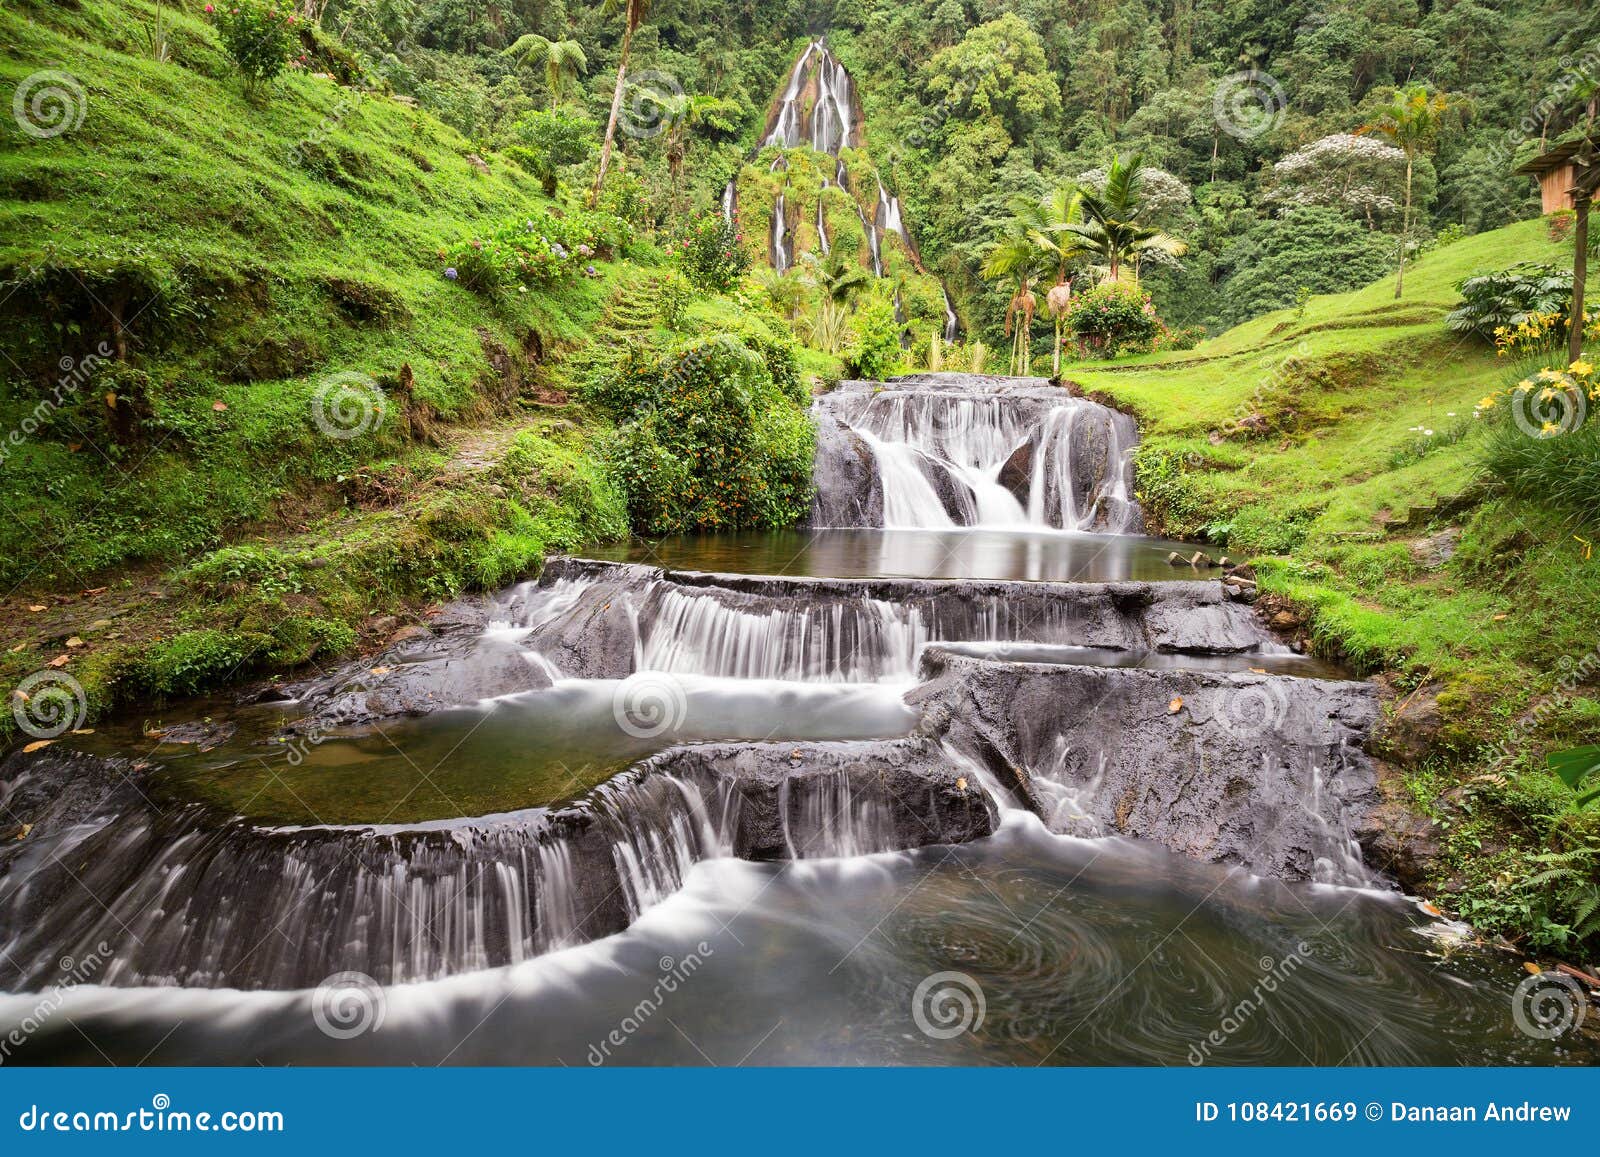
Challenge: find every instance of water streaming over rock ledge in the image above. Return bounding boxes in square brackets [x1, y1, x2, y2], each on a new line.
[0, 375, 1566, 1066]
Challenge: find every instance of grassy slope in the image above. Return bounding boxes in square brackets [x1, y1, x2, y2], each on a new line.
[1073, 218, 1600, 950]
[0, 0, 641, 722]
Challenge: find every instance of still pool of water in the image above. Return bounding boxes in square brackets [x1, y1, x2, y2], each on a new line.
[590, 527, 1208, 583]
[102, 677, 919, 826]
[3, 813, 1589, 1066]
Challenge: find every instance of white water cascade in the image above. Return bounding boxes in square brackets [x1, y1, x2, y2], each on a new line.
[813, 376, 1143, 533]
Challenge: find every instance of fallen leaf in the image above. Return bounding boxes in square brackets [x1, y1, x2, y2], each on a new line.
[27, 605, 46, 612]
[67, 442, 82, 453]
[21, 740, 52, 753]
[9, 643, 25, 653]
[1249, 667, 1267, 674]
[71, 728, 94, 735]
[66, 636, 84, 648]
[14, 824, 31, 840]
[212, 401, 228, 412]
[369, 666, 391, 676]
[1492, 613, 1508, 621]
[144, 729, 164, 740]
[955, 776, 968, 791]
[81, 587, 107, 597]
[47, 654, 70, 668]
[1523, 961, 1542, 975]
[11, 691, 28, 703]
[1168, 696, 1184, 713]
[104, 392, 117, 408]
[1420, 902, 1440, 916]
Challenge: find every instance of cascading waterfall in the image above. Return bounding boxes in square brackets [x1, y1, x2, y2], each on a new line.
[812, 375, 1143, 534]
[942, 288, 960, 342]
[771, 191, 790, 273]
[721, 179, 736, 225]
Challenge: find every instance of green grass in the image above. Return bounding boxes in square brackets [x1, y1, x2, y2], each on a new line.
[1073, 215, 1600, 953]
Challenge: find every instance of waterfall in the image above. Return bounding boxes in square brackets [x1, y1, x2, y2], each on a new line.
[780, 769, 897, 859]
[771, 192, 790, 273]
[763, 39, 855, 154]
[721, 179, 736, 225]
[811, 375, 1143, 534]
[816, 199, 830, 255]
[942, 287, 960, 342]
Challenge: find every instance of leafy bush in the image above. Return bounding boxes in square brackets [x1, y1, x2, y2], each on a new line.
[1446, 263, 1573, 344]
[585, 335, 813, 535]
[1215, 206, 1393, 326]
[672, 212, 748, 292]
[205, 1, 299, 91]
[845, 299, 904, 380]
[503, 109, 598, 197]
[1065, 281, 1159, 357]
[441, 209, 630, 294]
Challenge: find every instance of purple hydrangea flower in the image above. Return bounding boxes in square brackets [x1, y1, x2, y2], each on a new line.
[443, 267, 458, 280]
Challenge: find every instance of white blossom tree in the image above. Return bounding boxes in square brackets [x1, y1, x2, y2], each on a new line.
[1266, 133, 1406, 230]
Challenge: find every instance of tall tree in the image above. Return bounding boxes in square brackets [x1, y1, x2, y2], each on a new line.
[992, 187, 1088, 375]
[1061, 153, 1187, 284]
[1568, 79, 1598, 366]
[1359, 84, 1449, 298]
[502, 34, 588, 110]
[591, 0, 653, 205]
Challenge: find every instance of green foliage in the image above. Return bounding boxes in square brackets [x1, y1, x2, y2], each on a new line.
[503, 109, 598, 196]
[845, 298, 904, 381]
[441, 210, 630, 294]
[671, 212, 748, 293]
[586, 335, 813, 536]
[1445, 263, 1574, 343]
[1065, 281, 1159, 357]
[206, 0, 299, 91]
[1215, 207, 1394, 327]
[1481, 419, 1600, 529]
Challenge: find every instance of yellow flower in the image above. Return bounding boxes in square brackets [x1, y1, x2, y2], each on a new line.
[1537, 367, 1565, 382]
[1476, 394, 1498, 409]
[1539, 386, 1561, 402]
[1517, 378, 1535, 390]
[1569, 359, 1593, 377]
[1541, 421, 1560, 436]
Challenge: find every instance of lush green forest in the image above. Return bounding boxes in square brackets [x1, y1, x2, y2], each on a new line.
[3, 0, 1600, 956]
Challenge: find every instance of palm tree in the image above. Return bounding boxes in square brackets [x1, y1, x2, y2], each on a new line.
[807, 250, 872, 354]
[591, 0, 654, 205]
[502, 35, 588, 110]
[1359, 84, 1449, 298]
[1002, 187, 1088, 374]
[1061, 153, 1186, 284]
[983, 226, 1042, 376]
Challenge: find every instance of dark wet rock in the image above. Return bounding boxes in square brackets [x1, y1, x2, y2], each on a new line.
[809, 415, 882, 527]
[149, 720, 237, 751]
[283, 633, 552, 734]
[909, 650, 1381, 883]
[998, 439, 1032, 503]
[1368, 680, 1445, 768]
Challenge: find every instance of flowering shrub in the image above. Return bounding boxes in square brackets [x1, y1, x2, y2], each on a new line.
[1475, 359, 1596, 438]
[205, 2, 298, 91]
[672, 212, 747, 292]
[440, 209, 631, 295]
[1065, 281, 1160, 357]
